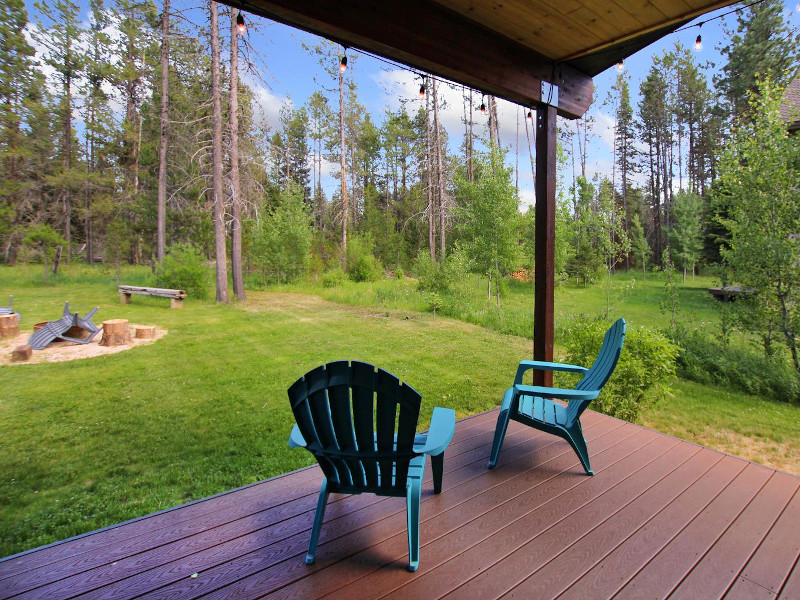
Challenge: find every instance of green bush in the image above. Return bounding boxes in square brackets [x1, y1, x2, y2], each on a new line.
[670, 327, 800, 404]
[250, 185, 312, 284]
[156, 243, 209, 299]
[346, 235, 383, 282]
[394, 266, 405, 280]
[413, 246, 471, 295]
[562, 317, 679, 421]
[321, 267, 347, 288]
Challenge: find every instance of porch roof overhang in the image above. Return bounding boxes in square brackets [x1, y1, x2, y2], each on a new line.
[229, 0, 736, 119]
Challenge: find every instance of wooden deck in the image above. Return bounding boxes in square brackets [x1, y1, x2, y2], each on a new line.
[1, 408, 799, 599]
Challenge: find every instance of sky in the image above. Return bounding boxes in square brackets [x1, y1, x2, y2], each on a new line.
[26, 0, 800, 210]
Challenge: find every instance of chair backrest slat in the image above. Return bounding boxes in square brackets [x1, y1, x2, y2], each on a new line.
[569, 319, 626, 423]
[326, 361, 361, 487]
[289, 361, 422, 494]
[351, 361, 379, 487]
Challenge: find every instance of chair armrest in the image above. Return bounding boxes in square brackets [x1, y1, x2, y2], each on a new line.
[417, 407, 456, 456]
[289, 424, 307, 449]
[514, 360, 588, 385]
[514, 384, 598, 401]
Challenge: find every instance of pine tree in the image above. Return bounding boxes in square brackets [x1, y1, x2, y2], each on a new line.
[717, 0, 800, 120]
[0, 0, 39, 261]
[34, 0, 85, 257]
[209, 0, 227, 302]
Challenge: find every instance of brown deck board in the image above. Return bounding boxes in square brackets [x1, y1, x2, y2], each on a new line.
[499, 445, 719, 598]
[671, 472, 799, 600]
[0, 408, 798, 600]
[558, 454, 746, 600]
[614, 462, 776, 600]
[724, 485, 800, 599]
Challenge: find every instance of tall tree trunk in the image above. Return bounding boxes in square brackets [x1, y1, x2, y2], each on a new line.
[210, 1, 228, 303]
[229, 8, 245, 300]
[426, 76, 435, 260]
[433, 78, 445, 259]
[488, 95, 499, 155]
[339, 53, 348, 260]
[63, 75, 72, 260]
[157, 0, 170, 263]
[468, 90, 474, 181]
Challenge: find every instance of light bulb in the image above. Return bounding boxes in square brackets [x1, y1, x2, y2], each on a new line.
[419, 84, 425, 98]
[339, 55, 347, 73]
[526, 110, 532, 121]
[236, 11, 245, 35]
[617, 60, 624, 72]
[695, 34, 702, 51]
[479, 102, 486, 113]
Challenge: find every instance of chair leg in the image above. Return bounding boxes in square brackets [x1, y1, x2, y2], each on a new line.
[306, 478, 330, 564]
[431, 452, 444, 494]
[406, 476, 422, 572]
[489, 388, 516, 469]
[564, 424, 594, 476]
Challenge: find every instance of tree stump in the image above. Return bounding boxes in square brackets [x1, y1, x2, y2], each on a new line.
[135, 325, 156, 340]
[0, 314, 19, 339]
[100, 319, 131, 347]
[12, 344, 32, 361]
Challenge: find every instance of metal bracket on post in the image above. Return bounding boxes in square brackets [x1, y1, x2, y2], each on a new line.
[540, 82, 559, 107]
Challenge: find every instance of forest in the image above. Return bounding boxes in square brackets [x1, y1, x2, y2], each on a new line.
[1, 0, 800, 369]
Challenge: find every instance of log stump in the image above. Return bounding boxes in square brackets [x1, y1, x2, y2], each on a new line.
[100, 319, 131, 347]
[12, 344, 32, 361]
[135, 325, 156, 340]
[0, 314, 19, 339]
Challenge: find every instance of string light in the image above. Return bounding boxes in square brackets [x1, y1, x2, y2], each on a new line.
[419, 83, 426, 98]
[526, 110, 532, 121]
[617, 60, 624, 72]
[236, 11, 246, 35]
[339, 50, 348, 74]
[694, 33, 702, 51]
[480, 95, 486, 113]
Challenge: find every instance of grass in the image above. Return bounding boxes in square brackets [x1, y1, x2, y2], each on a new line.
[0, 264, 530, 557]
[282, 270, 723, 338]
[1, 263, 799, 557]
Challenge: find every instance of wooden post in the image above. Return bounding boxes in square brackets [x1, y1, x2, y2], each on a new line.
[533, 103, 556, 387]
[135, 325, 156, 339]
[0, 314, 19, 339]
[12, 344, 32, 361]
[100, 319, 132, 346]
[120, 292, 131, 304]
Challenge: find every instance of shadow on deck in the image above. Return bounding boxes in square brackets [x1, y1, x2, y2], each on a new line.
[1, 409, 799, 599]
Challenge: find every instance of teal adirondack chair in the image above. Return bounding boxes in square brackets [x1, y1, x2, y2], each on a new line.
[488, 318, 626, 475]
[288, 360, 456, 572]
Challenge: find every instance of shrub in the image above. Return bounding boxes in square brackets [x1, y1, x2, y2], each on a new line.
[394, 266, 405, 280]
[563, 317, 679, 421]
[250, 185, 312, 284]
[321, 267, 347, 288]
[669, 327, 800, 404]
[413, 245, 471, 295]
[346, 235, 383, 282]
[157, 243, 209, 298]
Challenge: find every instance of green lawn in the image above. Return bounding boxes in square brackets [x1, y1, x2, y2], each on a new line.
[1, 264, 799, 558]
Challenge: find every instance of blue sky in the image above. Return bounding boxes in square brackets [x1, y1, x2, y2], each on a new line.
[27, 0, 800, 209]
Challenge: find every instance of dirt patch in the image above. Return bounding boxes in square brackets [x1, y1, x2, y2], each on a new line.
[0, 324, 167, 366]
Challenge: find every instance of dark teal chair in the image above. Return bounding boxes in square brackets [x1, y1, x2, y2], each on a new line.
[288, 360, 456, 572]
[488, 318, 626, 475]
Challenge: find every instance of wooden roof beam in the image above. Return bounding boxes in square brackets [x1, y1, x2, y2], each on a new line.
[234, 0, 594, 119]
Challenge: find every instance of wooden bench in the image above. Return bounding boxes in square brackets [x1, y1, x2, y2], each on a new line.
[119, 285, 187, 309]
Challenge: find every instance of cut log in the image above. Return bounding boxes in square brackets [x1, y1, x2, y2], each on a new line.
[0, 314, 19, 338]
[100, 319, 131, 347]
[12, 344, 32, 361]
[135, 325, 156, 339]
